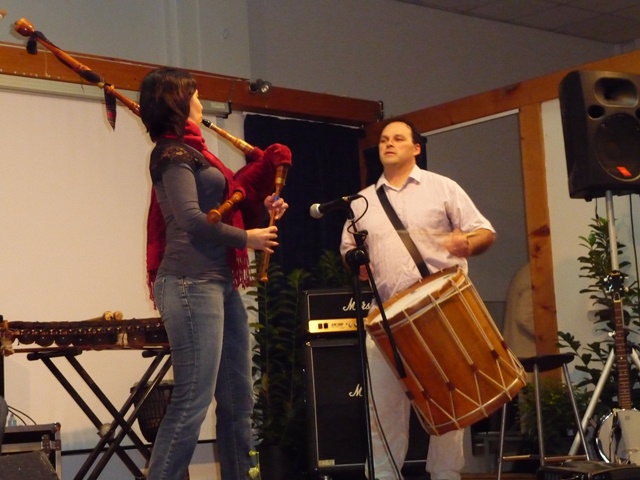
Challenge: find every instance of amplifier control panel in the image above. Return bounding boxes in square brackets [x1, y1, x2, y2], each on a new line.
[302, 287, 373, 336]
[308, 318, 358, 335]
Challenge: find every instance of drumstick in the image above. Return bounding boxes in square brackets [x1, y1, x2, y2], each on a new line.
[404, 229, 485, 237]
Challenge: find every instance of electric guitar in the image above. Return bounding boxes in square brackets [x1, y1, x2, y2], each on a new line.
[595, 271, 640, 464]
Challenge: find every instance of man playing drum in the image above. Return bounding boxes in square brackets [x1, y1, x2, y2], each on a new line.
[340, 119, 496, 480]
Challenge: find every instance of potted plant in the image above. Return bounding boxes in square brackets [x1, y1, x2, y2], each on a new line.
[559, 217, 640, 405]
[517, 377, 590, 453]
[558, 215, 640, 454]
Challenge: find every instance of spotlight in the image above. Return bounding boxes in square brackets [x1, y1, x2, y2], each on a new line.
[249, 79, 272, 95]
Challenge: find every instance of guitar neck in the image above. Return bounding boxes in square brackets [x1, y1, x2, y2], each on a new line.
[613, 296, 633, 410]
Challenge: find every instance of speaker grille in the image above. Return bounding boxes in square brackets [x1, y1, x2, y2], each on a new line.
[595, 113, 640, 181]
[305, 337, 428, 475]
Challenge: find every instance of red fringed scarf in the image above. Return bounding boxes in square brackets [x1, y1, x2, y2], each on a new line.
[146, 120, 251, 301]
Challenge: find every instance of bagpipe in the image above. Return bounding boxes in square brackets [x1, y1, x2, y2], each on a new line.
[13, 17, 291, 281]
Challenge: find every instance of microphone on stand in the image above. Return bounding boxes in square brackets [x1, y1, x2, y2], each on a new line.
[309, 194, 362, 219]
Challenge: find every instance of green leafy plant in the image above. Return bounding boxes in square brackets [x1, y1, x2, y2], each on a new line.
[558, 216, 640, 415]
[249, 261, 309, 451]
[248, 249, 352, 466]
[311, 249, 351, 287]
[518, 377, 590, 453]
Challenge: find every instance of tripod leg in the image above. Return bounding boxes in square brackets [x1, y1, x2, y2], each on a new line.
[568, 347, 615, 456]
[630, 349, 640, 371]
[563, 362, 591, 460]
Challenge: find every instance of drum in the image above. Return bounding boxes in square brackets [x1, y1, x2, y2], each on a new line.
[366, 266, 526, 435]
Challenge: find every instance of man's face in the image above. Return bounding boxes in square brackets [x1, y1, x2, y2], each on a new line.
[378, 121, 420, 169]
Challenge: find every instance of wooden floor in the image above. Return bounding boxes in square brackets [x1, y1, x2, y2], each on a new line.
[313, 472, 537, 480]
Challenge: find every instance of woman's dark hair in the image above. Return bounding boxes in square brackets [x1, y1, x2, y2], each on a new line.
[380, 118, 422, 145]
[139, 67, 197, 139]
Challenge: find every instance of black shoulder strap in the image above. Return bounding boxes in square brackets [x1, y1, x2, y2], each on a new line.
[376, 186, 430, 278]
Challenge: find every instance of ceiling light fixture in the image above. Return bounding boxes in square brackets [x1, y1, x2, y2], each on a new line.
[249, 79, 272, 95]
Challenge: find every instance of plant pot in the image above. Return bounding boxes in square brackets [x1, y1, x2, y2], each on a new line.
[256, 444, 299, 480]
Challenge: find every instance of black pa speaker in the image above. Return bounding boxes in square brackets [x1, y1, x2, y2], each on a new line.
[0, 451, 58, 479]
[304, 337, 429, 476]
[559, 70, 640, 200]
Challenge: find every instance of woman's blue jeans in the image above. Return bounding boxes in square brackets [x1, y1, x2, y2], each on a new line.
[147, 275, 253, 480]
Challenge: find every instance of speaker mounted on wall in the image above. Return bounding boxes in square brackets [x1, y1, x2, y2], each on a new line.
[559, 70, 640, 201]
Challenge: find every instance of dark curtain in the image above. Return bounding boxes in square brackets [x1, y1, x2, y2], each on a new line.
[244, 114, 363, 275]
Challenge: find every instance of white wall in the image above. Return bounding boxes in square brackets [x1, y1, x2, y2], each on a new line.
[0, 0, 251, 76]
[246, 0, 614, 116]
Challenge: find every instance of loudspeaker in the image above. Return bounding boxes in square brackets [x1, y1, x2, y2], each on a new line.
[559, 70, 640, 200]
[0, 451, 58, 479]
[305, 337, 429, 476]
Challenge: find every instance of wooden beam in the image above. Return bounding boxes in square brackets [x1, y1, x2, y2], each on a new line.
[0, 41, 381, 126]
[519, 104, 558, 357]
[230, 82, 383, 126]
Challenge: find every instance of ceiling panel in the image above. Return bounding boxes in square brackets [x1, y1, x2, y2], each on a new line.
[395, 0, 640, 44]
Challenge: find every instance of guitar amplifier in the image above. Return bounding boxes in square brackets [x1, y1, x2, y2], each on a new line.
[301, 287, 373, 337]
[304, 336, 429, 475]
[537, 461, 640, 480]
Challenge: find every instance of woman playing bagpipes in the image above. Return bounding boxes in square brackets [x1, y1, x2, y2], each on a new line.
[139, 67, 290, 480]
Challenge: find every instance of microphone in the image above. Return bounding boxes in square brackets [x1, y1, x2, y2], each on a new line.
[309, 194, 361, 219]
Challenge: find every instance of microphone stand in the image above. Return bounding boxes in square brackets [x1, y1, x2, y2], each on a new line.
[343, 206, 407, 480]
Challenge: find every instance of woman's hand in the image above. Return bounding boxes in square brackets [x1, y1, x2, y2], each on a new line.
[264, 193, 288, 221]
[246, 226, 279, 253]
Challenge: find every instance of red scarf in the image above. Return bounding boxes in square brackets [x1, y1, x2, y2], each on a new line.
[146, 121, 251, 301]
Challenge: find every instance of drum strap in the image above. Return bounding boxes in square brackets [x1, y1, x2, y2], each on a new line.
[376, 186, 431, 278]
